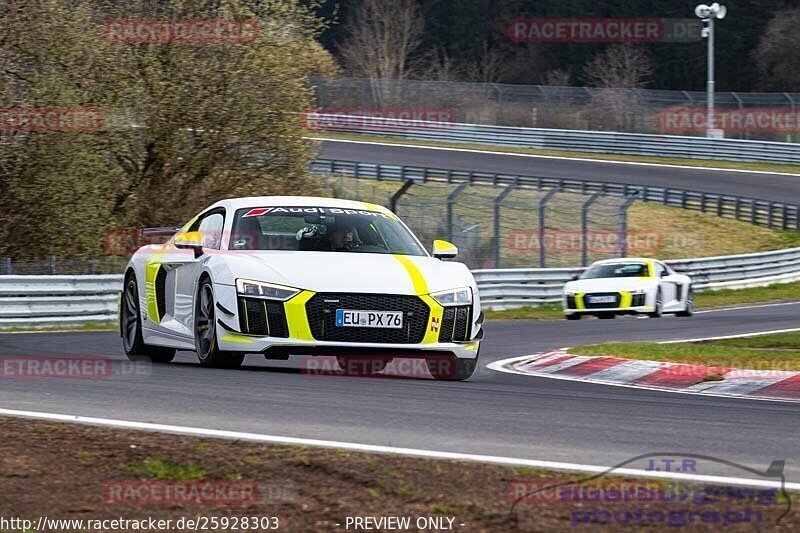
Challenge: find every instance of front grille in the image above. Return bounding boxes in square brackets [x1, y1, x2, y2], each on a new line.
[438, 305, 472, 342]
[305, 293, 430, 344]
[155, 267, 167, 319]
[565, 296, 577, 309]
[631, 293, 647, 307]
[582, 292, 621, 309]
[238, 297, 289, 337]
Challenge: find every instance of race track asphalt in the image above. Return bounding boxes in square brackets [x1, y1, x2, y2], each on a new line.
[2, 302, 799, 482]
[316, 138, 800, 203]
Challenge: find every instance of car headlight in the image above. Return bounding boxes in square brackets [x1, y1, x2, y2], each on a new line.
[563, 289, 576, 296]
[628, 290, 647, 295]
[235, 279, 300, 301]
[430, 287, 472, 306]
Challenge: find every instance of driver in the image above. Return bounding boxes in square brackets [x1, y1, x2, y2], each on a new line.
[329, 224, 361, 251]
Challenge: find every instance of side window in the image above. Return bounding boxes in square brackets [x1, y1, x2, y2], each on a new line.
[190, 210, 225, 249]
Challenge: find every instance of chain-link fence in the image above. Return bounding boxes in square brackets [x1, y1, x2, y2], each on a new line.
[319, 175, 635, 269]
[312, 77, 800, 142]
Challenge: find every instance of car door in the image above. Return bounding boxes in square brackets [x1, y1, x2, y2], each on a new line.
[172, 209, 226, 333]
[657, 262, 686, 311]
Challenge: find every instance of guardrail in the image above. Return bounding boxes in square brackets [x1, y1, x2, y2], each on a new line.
[3, 246, 800, 325]
[310, 158, 800, 230]
[0, 275, 121, 328]
[308, 113, 800, 165]
[475, 247, 800, 309]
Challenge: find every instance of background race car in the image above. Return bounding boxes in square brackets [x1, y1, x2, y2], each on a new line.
[562, 258, 693, 319]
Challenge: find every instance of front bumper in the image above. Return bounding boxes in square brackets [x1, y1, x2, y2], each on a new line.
[563, 290, 652, 315]
[214, 284, 482, 359]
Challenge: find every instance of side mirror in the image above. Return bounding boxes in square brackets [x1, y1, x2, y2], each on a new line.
[571, 275, 580, 281]
[660, 270, 669, 278]
[174, 231, 204, 256]
[432, 239, 458, 259]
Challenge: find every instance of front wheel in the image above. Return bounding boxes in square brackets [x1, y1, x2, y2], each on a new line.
[195, 278, 244, 369]
[565, 314, 581, 321]
[676, 288, 694, 317]
[648, 290, 663, 318]
[120, 275, 175, 363]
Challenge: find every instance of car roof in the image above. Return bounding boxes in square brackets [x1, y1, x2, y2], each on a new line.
[590, 258, 657, 265]
[206, 196, 391, 213]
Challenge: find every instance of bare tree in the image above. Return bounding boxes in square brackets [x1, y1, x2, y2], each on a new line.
[582, 45, 652, 132]
[583, 44, 653, 89]
[754, 7, 800, 90]
[336, 0, 425, 106]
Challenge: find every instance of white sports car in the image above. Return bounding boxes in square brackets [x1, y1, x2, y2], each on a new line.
[120, 196, 482, 380]
[562, 258, 693, 320]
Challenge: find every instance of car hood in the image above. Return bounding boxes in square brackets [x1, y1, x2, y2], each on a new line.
[215, 251, 475, 295]
[564, 277, 656, 293]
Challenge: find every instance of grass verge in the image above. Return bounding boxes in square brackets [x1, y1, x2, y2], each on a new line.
[308, 131, 800, 175]
[1, 417, 795, 530]
[568, 330, 800, 371]
[485, 281, 800, 321]
[0, 321, 117, 333]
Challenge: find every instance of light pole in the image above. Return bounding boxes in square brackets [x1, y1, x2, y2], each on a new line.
[695, 3, 727, 138]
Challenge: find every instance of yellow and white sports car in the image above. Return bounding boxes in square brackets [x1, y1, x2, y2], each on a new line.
[120, 196, 482, 380]
[562, 258, 693, 320]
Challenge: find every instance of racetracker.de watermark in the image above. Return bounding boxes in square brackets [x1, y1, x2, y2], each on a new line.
[104, 19, 259, 43]
[661, 107, 800, 134]
[506, 230, 699, 255]
[302, 108, 456, 131]
[301, 355, 459, 379]
[0, 356, 149, 379]
[508, 18, 702, 43]
[103, 480, 260, 506]
[0, 108, 102, 132]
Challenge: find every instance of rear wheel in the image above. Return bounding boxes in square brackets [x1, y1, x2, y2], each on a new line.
[427, 353, 479, 381]
[120, 275, 175, 363]
[676, 288, 694, 317]
[597, 312, 616, 319]
[195, 278, 244, 369]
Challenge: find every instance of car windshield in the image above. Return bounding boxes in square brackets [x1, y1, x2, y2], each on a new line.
[581, 262, 650, 279]
[228, 206, 427, 256]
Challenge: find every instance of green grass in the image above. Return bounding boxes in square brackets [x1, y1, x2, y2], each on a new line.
[485, 280, 800, 320]
[568, 330, 800, 371]
[124, 458, 206, 480]
[307, 131, 800, 175]
[0, 321, 118, 333]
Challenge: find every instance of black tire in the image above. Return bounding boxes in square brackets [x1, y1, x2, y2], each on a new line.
[120, 274, 175, 363]
[427, 352, 479, 381]
[195, 278, 245, 369]
[336, 356, 390, 376]
[676, 288, 694, 317]
[565, 314, 581, 321]
[648, 289, 663, 318]
[597, 312, 616, 319]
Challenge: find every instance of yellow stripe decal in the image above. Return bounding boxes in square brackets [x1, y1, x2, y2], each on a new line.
[393, 255, 443, 344]
[393, 255, 429, 295]
[575, 293, 585, 310]
[284, 291, 315, 341]
[619, 291, 633, 308]
[220, 333, 254, 344]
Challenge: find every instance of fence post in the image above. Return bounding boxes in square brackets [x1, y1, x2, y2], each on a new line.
[618, 193, 640, 257]
[581, 192, 604, 266]
[538, 188, 560, 268]
[492, 185, 518, 268]
[389, 180, 415, 213]
[1, 257, 10, 275]
[48, 255, 56, 275]
[446, 182, 471, 242]
[87, 255, 96, 275]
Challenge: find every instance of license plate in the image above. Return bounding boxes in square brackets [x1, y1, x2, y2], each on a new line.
[587, 295, 616, 304]
[335, 309, 403, 329]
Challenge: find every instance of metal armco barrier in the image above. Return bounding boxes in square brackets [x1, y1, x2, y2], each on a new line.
[3, 246, 800, 325]
[308, 113, 800, 164]
[310, 158, 800, 230]
[474, 246, 800, 309]
[0, 275, 121, 328]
